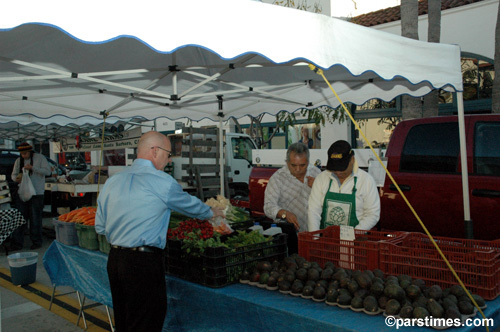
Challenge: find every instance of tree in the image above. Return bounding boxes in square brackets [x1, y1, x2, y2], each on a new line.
[492, 0, 500, 113]
[273, 0, 322, 13]
[233, 105, 351, 149]
[423, 0, 441, 117]
[401, 0, 422, 120]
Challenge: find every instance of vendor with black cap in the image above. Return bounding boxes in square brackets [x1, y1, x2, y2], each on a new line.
[308, 140, 380, 231]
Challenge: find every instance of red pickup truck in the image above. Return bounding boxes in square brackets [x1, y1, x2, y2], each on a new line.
[243, 114, 500, 240]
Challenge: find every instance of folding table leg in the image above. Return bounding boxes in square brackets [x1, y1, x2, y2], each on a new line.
[76, 291, 88, 330]
[49, 284, 56, 311]
[105, 306, 115, 332]
[49, 284, 78, 312]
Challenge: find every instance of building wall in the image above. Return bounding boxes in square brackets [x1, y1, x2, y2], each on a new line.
[371, 0, 498, 61]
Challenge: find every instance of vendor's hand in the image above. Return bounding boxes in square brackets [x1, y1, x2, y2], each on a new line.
[23, 164, 33, 171]
[306, 176, 315, 188]
[15, 174, 22, 183]
[285, 211, 300, 231]
[211, 207, 225, 219]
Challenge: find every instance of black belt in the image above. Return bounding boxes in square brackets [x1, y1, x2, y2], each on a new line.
[111, 245, 163, 253]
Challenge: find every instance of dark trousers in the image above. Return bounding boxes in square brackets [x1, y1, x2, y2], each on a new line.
[12, 194, 44, 247]
[107, 247, 167, 332]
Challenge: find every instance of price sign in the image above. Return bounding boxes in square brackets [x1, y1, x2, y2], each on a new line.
[340, 225, 355, 241]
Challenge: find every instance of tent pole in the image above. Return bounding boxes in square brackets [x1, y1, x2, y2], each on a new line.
[172, 53, 178, 98]
[218, 114, 224, 198]
[457, 92, 472, 238]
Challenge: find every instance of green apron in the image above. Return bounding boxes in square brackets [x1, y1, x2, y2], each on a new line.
[320, 176, 359, 229]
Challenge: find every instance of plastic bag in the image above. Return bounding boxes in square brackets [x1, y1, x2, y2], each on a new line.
[209, 216, 234, 235]
[18, 169, 36, 202]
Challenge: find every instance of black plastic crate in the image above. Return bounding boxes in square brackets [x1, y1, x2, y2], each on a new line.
[166, 233, 287, 288]
[228, 219, 254, 231]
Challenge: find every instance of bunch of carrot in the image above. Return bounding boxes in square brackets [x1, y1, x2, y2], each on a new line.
[58, 207, 97, 226]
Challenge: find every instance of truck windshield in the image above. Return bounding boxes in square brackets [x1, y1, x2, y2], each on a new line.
[232, 137, 255, 163]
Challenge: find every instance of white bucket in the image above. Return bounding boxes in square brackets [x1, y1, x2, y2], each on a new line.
[7, 252, 38, 268]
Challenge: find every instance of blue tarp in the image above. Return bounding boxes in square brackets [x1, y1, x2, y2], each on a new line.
[43, 241, 112, 307]
[43, 241, 500, 332]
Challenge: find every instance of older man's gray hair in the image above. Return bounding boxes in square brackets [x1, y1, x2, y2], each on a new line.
[286, 142, 310, 162]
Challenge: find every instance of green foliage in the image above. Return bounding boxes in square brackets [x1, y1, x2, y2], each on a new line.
[224, 230, 272, 248]
[377, 117, 401, 131]
[180, 230, 272, 256]
[273, 0, 322, 13]
[181, 231, 228, 255]
[276, 104, 350, 129]
[225, 206, 251, 223]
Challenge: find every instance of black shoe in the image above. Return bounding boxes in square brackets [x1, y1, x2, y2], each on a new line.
[30, 244, 42, 250]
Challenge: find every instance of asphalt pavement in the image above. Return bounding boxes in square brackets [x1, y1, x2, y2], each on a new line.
[0, 217, 111, 332]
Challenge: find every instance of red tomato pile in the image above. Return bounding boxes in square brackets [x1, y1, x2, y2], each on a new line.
[167, 219, 214, 240]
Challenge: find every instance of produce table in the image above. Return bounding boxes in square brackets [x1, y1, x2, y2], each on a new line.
[43, 241, 500, 332]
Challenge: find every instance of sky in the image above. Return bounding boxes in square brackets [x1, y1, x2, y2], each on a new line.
[330, 0, 401, 17]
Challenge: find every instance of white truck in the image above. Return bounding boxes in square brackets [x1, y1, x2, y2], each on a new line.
[168, 127, 257, 199]
[50, 126, 257, 203]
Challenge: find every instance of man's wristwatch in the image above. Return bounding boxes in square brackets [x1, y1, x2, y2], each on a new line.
[281, 211, 287, 220]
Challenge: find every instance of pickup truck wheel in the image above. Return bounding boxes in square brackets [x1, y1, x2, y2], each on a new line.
[230, 184, 249, 198]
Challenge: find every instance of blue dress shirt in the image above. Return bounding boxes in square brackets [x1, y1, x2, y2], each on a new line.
[95, 159, 213, 249]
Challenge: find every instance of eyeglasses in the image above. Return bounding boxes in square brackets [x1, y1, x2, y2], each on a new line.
[152, 146, 172, 158]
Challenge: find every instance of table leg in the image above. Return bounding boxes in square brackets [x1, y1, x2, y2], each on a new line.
[76, 291, 88, 330]
[49, 285, 56, 311]
[105, 305, 115, 332]
[49, 284, 77, 312]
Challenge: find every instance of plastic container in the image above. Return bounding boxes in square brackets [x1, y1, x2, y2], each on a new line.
[166, 233, 288, 288]
[229, 219, 254, 231]
[298, 226, 406, 271]
[8, 252, 38, 286]
[52, 218, 79, 246]
[98, 234, 111, 254]
[248, 222, 264, 234]
[75, 223, 99, 250]
[379, 232, 500, 300]
[262, 224, 282, 236]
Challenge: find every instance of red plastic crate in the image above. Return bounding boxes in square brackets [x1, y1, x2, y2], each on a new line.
[379, 232, 500, 300]
[298, 226, 405, 271]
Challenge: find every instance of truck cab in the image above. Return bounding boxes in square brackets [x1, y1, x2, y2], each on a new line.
[168, 129, 257, 198]
[226, 133, 257, 196]
[379, 114, 500, 240]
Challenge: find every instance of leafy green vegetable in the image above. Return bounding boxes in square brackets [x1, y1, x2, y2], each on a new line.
[225, 206, 250, 223]
[181, 231, 229, 256]
[224, 230, 271, 248]
[179, 230, 271, 256]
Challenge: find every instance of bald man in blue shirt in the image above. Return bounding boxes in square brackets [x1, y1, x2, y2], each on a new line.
[96, 131, 224, 332]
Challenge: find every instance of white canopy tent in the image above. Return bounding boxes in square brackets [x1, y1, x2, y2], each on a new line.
[0, 0, 469, 225]
[0, 0, 462, 121]
[0, 114, 148, 142]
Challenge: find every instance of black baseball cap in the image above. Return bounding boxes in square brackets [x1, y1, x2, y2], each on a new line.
[326, 140, 354, 171]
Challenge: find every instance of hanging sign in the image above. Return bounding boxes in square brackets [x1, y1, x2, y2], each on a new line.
[53, 127, 142, 153]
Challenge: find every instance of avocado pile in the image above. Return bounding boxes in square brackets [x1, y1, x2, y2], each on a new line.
[239, 254, 486, 322]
